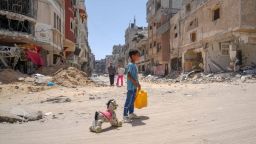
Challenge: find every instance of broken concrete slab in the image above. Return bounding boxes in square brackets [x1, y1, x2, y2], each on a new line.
[0, 108, 43, 123]
[0, 110, 25, 123]
[41, 96, 72, 104]
[10, 108, 43, 122]
[17, 111, 43, 121]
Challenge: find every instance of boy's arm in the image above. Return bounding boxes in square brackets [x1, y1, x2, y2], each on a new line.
[127, 72, 141, 90]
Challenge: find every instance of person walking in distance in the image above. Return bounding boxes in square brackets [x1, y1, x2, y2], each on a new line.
[108, 63, 116, 86]
[116, 64, 125, 87]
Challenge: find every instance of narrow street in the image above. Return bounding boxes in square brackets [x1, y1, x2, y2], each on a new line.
[1, 76, 256, 144]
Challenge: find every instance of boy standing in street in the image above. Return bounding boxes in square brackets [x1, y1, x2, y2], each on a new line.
[123, 49, 141, 122]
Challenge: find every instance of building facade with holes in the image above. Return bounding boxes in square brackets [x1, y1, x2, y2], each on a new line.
[0, 0, 40, 73]
[146, 0, 182, 76]
[169, 0, 256, 73]
[124, 20, 147, 67]
[112, 44, 125, 67]
[0, 0, 94, 75]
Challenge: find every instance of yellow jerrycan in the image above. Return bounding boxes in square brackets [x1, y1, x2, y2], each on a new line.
[135, 90, 148, 109]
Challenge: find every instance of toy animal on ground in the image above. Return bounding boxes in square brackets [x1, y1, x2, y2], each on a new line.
[90, 99, 122, 133]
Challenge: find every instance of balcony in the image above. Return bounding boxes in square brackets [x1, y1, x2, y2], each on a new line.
[0, 0, 38, 18]
[0, 15, 34, 34]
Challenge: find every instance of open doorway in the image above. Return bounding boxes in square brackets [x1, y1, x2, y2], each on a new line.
[184, 50, 204, 72]
[171, 57, 182, 71]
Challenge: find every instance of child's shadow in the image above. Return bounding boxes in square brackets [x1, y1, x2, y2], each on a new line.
[131, 116, 150, 127]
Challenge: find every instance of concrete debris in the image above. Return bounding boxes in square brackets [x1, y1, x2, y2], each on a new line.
[0, 111, 25, 123]
[41, 96, 72, 104]
[16, 111, 43, 122]
[33, 74, 53, 84]
[241, 75, 253, 83]
[18, 77, 25, 81]
[44, 112, 53, 116]
[53, 67, 92, 88]
[242, 67, 256, 75]
[0, 108, 43, 123]
[142, 72, 256, 84]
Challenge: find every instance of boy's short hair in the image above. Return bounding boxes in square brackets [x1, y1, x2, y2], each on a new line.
[128, 49, 140, 58]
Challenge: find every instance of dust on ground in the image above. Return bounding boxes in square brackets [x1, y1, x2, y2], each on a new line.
[0, 72, 256, 144]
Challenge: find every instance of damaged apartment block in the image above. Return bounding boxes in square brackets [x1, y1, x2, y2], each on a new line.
[0, 0, 37, 35]
[0, 0, 38, 72]
[170, 0, 256, 73]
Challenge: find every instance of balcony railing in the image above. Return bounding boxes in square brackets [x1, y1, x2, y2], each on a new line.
[0, 0, 38, 18]
[0, 14, 34, 35]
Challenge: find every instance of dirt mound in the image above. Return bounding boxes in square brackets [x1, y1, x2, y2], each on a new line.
[53, 67, 92, 88]
[0, 69, 27, 84]
[36, 65, 68, 76]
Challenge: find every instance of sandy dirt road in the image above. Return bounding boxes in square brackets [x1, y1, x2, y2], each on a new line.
[0, 76, 256, 144]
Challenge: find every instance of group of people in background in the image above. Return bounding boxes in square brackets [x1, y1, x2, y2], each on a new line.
[107, 63, 125, 87]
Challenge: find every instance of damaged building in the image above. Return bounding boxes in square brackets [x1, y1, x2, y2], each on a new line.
[36, 0, 64, 67]
[170, 0, 256, 73]
[124, 19, 147, 66]
[146, 0, 182, 76]
[133, 29, 148, 73]
[0, 0, 94, 75]
[112, 44, 125, 67]
[0, 0, 38, 73]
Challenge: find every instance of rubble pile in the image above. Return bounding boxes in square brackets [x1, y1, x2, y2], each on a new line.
[141, 75, 173, 84]
[53, 67, 92, 88]
[36, 65, 68, 76]
[142, 71, 256, 84]
[0, 69, 27, 84]
[241, 66, 256, 75]
[179, 72, 236, 83]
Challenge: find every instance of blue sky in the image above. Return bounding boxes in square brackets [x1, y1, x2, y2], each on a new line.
[86, 0, 148, 60]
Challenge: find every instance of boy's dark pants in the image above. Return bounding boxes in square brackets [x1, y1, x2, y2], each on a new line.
[124, 89, 136, 116]
[109, 75, 115, 86]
